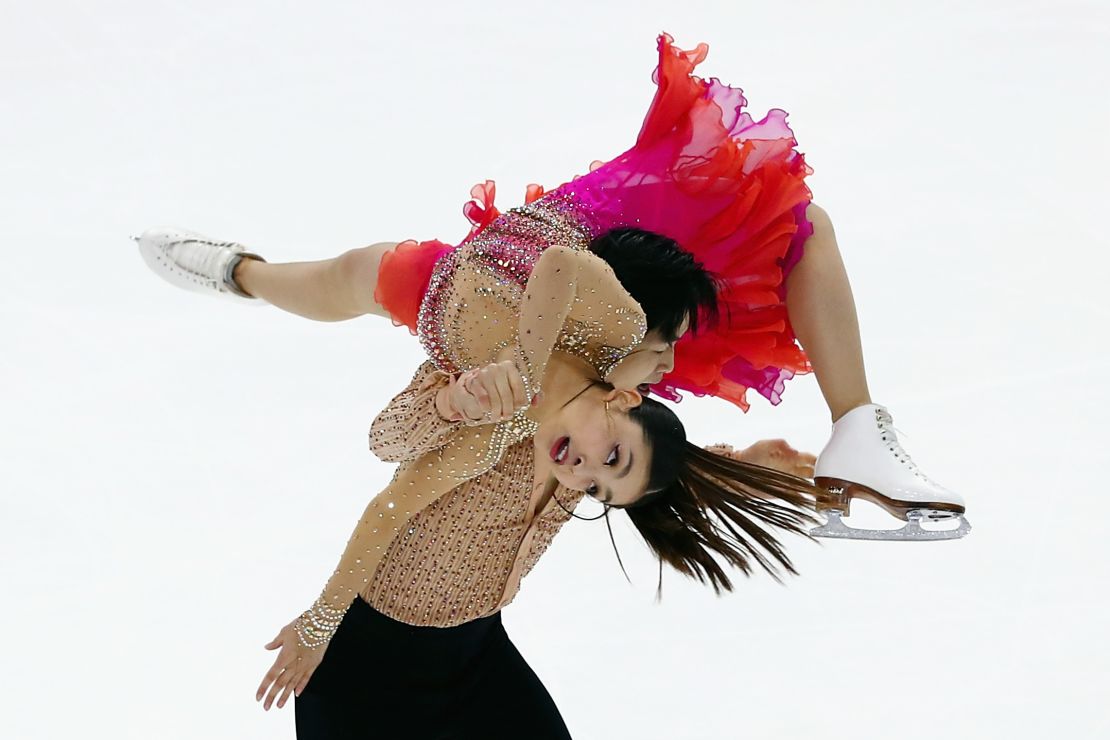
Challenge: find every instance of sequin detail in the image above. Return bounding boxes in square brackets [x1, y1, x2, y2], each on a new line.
[412, 188, 646, 474]
[368, 363, 464, 462]
[364, 438, 585, 627]
[417, 191, 622, 376]
[351, 360, 588, 628]
[554, 316, 645, 380]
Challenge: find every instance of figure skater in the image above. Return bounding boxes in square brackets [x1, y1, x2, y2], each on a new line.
[134, 32, 969, 738]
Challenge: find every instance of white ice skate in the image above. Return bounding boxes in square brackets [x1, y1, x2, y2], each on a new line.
[132, 227, 267, 304]
[810, 403, 971, 541]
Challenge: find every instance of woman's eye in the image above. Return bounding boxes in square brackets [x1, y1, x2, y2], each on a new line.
[606, 446, 619, 465]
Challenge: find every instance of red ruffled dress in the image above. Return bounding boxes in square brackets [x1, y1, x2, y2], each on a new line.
[374, 32, 815, 412]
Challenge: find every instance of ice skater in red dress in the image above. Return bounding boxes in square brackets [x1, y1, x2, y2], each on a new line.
[135, 32, 969, 541]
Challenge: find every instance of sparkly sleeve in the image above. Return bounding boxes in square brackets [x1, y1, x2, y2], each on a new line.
[369, 361, 464, 463]
[293, 448, 473, 650]
[515, 246, 646, 394]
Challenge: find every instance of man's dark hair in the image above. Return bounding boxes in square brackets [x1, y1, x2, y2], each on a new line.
[589, 227, 721, 341]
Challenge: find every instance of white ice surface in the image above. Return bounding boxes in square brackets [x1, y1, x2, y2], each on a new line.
[2, 1, 1108, 738]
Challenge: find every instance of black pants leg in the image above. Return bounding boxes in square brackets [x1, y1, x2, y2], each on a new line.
[444, 621, 573, 739]
[294, 596, 573, 740]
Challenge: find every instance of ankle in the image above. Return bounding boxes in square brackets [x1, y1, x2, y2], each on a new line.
[228, 254, 261, 298]
[830, 397, 874, 424]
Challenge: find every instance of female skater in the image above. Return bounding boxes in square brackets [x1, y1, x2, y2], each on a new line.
[135, 32, 968, 737]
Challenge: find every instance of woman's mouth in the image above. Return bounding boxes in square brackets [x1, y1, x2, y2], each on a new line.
[550, 436, 570, 463]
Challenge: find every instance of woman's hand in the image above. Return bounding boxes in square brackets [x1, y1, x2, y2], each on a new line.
[255, 617, 329, 711]
[705, 439, 817, 479]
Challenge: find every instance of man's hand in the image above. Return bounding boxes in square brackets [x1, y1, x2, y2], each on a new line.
[704, 439, 816, 479]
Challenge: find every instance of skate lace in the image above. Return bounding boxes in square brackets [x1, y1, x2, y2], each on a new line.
[874, 408, 939, 485]
[170, 237, 239, 280]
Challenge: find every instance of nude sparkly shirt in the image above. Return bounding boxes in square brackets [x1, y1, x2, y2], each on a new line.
[301, 195, 648, 636]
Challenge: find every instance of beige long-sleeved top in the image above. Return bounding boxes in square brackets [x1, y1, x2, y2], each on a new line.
[299, 197, 648, 637]
[359, 361, 578, 626]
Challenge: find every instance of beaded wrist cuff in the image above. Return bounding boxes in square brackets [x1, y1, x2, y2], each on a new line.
[512, 343, 538, 406]
[293, 596, 348, 649]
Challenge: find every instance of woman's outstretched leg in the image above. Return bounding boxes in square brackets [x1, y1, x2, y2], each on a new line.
[784, 202, 872, 423]
[784, 202, 969, 541]
[133, 225, 399, 322]
[233, 242, 398, 322]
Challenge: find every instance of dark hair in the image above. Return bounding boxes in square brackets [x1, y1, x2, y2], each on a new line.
[589, 383, 821, 598]
[583, 228, 818, 595]
[589, 227, 721, 342]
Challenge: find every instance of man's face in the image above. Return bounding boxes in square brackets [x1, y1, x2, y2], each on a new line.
[606, 315, 689, 392]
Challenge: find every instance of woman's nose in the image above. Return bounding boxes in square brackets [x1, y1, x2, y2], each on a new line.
[567, 456, 589, 483]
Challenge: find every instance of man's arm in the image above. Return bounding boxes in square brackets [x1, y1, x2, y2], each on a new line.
[369, 361, 466, 463]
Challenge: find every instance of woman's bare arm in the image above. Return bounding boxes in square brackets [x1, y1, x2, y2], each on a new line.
[515, 245, 646, 398]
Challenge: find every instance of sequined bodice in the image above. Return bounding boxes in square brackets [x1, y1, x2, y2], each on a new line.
[417, 191, 646, 381]
[406, 191, 647, 483]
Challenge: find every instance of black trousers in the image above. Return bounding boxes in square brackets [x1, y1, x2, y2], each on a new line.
[294, 595, 573, 739]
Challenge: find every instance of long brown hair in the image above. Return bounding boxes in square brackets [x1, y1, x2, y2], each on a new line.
[602, 391, 822, 599]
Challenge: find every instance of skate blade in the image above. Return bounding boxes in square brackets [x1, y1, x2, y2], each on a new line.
[809, 510, 972, 541]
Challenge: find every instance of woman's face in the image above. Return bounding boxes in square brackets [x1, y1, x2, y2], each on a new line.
[534, 386, 653, 507]
[604, 315, 690, 392]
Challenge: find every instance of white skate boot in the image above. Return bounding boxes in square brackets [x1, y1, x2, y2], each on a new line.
[132, 227, 267, 304]
[810, 403, 971, 541]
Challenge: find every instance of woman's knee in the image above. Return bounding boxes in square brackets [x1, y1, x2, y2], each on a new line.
[805, 202, 836, 247]
[795, 201, 845, 271]
[335, 241, 399, 318]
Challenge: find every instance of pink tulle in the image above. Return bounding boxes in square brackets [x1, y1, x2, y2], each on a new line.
[530, 33, 816, 411]
[377, 32, 816, 411]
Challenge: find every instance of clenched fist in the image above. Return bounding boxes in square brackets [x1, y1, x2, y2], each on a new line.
[439, 360, 542, 425]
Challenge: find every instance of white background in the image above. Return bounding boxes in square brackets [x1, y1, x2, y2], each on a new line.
[2, 1, 1108, 738]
